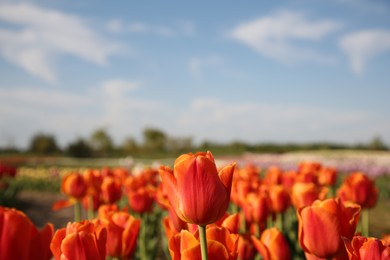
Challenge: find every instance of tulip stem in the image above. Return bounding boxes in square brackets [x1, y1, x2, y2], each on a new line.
[74, 201, 81, 222]
[87, 196, 94, 219]
[362, 208, 369, 237]
[198, 225, 208, 260]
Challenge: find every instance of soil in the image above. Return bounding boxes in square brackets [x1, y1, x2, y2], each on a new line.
[13, 190, 74, 230]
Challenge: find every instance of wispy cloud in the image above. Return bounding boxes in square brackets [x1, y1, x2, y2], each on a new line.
[106, 19, 195, 37]
[229, 10, 342, 65]
[0, 3, 121, 83]
[339, 29, 390, 74]
[189, 55, 224, 79]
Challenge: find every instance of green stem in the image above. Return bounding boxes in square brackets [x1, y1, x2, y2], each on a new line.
[362, 208, 369, 237]
[74, 201, 81, 222]
[87, 196, 94, 219]
[276, 213, 283, 233]
[140, 213, 148, 260]
[198, 225, 208, 260]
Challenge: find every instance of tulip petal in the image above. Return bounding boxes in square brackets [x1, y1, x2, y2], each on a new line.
[300, 206, 341, 258]
[218, 163, 236, 192]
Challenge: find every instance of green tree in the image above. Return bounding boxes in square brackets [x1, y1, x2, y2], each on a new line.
[367, 135, 388, 150]
[121, 137, 139, 155]
[66, 138, 93, 158]
[142, 127, 167, 152]
[29, 133, 60, 154]
[89, 128, 114, 156]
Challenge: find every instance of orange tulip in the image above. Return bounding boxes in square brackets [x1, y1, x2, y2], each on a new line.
[344, 235, 390, 260]
[127, 185, 156, 213]
[251, 227, 291, 260]
[61, 172, 87, 199]
[291, 182, 328, 209]
[268, 185, 291, 213]
[337, 172, 379, 209]
[318, 166, 337, 186]
[242, 191, 269, 225]
[159, 151, 235, 225]
[237, 234, 256, 260]
[98, 211, 141, 259]
[298, 198, 361, 259]
[101, 176, 123, 204]
[50, 220, 107, 260]
[0, 206, 54, 260]
[168, 226, 239, 260]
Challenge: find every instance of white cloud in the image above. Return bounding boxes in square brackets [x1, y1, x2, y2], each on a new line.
[189, 55, 224, 78]
[1, 84, 388, 148]
[106, 19, 195, 37]
[339, 29, 390, 74]
[101, 79, 140, 97]
[230, 10, 341, 64]
[174, 97, 376, 144]
[0, 3, 121, 83]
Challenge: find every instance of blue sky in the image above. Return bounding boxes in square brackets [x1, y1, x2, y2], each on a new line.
[1, 0, 390, 149]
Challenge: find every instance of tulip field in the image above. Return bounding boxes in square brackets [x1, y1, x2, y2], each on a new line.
[1, 151, 390, 259]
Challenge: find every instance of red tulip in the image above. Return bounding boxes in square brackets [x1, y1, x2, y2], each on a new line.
[291, 182, 328, 209]
[127, 185, 156, 213]
[159, 151, 235, 225]
[298, 198, 361, 259]
[337, 172, 379, 209]
[50, 220, 107, 260]
[61, 172, 87, 199]
[343, 235, 390, 260]
[251, 227, 291, 260]
[168, 226, 239, 260]
[101, 176, 122, 204]
[0, 206, 54, 260]
[268, 185, 291, 213]
[98, 211, 140, 259]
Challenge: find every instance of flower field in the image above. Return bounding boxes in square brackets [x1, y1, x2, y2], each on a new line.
[1, 151, 390, 259]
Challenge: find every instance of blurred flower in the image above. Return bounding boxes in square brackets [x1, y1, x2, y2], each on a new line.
[97, 211, 140, 259]
[238, 234, 256, 260]
[297, 198, 361, 259]
[317, 166, 337, 187]
[268, 185, 291, 214]
[0, 206, 54, 260]
[159, 151, 235, 225]
[337, 172, 379, 209]
[343, 235, 390, 260]
[127, 185, 156, 213]
[101, 176, 123, 204]
[61, 172, 87, 200]
[242, 190, 269, 226]
[50, 220, 106, 260]
[251, 227, 291, 260]
[291, 182, 328, 209]
[168, 226, 238, 260]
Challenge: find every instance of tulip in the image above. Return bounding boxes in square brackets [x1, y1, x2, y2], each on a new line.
[337, 172, 378, 209]
[159, 151, 235, 225]
[101, 176, 123, 204]
[168, 226, 239, 260]
[251, 227, 291, 260]
[50, 220, 107, 260]
[61, 172, 87, 199]
[98, 211, 141, 259]
[127, 185, 156, 213]
[268, 185, 291, 214]
[345, 235, 389, 260]
[0, 206, 54, 260]
[242, 191, 269, 228]
[291, 182, 328, 209]
[238, 234, 256, 260]
[318, 166, 337, 187]
[297, 198, 361, 259]
[343, 235, 390, 260]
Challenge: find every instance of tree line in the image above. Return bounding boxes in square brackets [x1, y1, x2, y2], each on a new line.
[0, 127, 388, 158]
